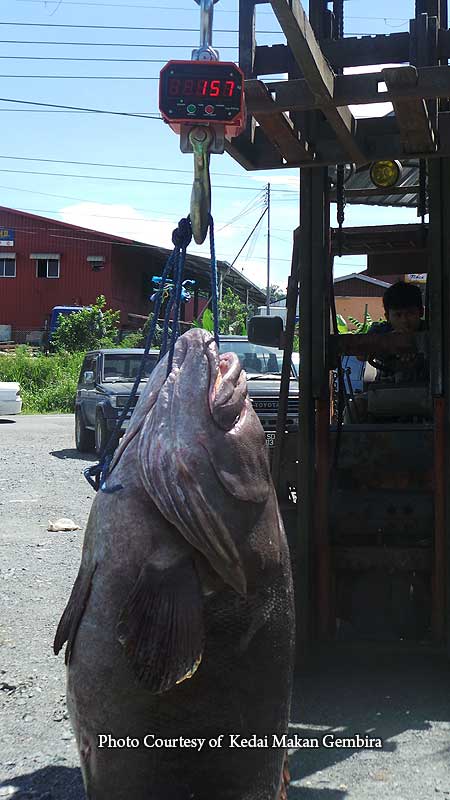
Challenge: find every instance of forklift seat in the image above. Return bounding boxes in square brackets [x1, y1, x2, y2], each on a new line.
[367, 383, 432, 419]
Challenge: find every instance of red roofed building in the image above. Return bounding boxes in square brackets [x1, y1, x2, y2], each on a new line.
[0, 206, 265, 343]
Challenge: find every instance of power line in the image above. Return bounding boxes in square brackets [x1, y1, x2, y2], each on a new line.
[0, 21, 275, 33]
[229, 209, 268, 270]
[0, 56, 181, 62]
[16, 0, 207, 7]
[0, 109, 157, 113]
[0, 96, 161, 117]
[15, 0, 411, 18]
[0, 75, 166, 80]
[0, 221, 185, 250]
[217, 193, 267, 233]
[0, 181, 298, 210]
[0, 56, 180, 62]
[0, 20, 409, 32]
[0, 153, 264, 181]
[2, 203, 274, 230]
[0, 165, 298, 192]
[0, 39, 238, 48]
[4, 207, 268, 233]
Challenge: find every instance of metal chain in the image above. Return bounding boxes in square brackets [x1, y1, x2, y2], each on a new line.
[333, 0, 344, 40]
[336, 163, 346, 257]
[419, 159, 427, 229]
[333, 0, 345, 256]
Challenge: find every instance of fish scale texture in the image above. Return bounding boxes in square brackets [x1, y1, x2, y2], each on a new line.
[58, 330, 295, 800]
[67, 543, 294, 800]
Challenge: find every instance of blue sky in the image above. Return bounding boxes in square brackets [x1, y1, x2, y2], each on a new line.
[0, 0, 421, 293]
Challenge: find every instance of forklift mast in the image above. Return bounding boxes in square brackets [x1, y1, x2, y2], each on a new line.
[232, 0, 450, 659]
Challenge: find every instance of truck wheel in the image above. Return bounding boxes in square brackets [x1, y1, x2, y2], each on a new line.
[95, 410, 109, 457]
[75, 409, 94, 452]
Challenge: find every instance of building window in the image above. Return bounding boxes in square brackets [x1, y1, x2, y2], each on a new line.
[0, 257, 16, 277]
[87, 255, 105, 271]
[36, 258, 60, 278]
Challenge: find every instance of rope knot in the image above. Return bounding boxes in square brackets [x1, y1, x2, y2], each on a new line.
[172, 217, 192, 249]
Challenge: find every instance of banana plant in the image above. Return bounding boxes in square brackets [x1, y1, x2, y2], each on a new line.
[192, 307, 215, 333]
[336, 314, 349, 334]
[337, 304, 378, 335]
[348, 304, 373, 334]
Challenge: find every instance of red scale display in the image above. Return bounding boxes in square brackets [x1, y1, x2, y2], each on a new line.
[159, 60, 245, 135]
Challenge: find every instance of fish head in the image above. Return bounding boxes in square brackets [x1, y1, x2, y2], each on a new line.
[139, 329, 270, 496]
[157, 327, 250, 433]
[111, 329, 274, 593]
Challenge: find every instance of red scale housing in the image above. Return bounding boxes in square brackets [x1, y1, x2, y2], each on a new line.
[159, 60, 245, 137]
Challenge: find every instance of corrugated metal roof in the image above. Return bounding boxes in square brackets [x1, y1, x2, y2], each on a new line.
[332, 162, 420, 208]
[334, 273, 391, 287]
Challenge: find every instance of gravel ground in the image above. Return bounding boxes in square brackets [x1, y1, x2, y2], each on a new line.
[0, 414, 449, 800]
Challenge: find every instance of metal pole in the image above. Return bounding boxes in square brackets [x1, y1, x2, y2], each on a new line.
[193, 0, 219, 61]
[200, 0, 214, 50]
[266, 183, 271, 315]
[297, 169, 314, 661]
[272, 229, 299, 493]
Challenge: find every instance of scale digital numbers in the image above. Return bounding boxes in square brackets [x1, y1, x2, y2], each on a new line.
[168, 77, 236, 99]
[159, 60, 244, 127]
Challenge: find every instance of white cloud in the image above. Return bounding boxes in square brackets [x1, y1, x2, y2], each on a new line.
[58, 202, 238, 250]
[56, 203, 293, 290]
[59, 202, 177, 247]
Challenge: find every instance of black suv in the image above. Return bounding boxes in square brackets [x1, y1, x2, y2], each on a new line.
[75, 348, 159, 455]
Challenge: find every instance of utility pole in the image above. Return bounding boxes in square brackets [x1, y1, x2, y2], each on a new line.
[266, 182, 271, 315]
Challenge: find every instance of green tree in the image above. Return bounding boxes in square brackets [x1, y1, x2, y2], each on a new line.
[269, 284, 285, 303]
[218, 288, 249, 335]
[51, 295, 121, 353]
[293, 322, 299, 353]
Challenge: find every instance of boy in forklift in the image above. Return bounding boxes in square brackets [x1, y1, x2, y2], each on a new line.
[344, 281, 429, 422]
[367, 281, 428, 382]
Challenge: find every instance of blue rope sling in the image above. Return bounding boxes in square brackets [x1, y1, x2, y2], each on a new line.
[84, 214, 219, 493]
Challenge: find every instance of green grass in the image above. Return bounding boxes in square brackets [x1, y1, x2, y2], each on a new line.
[0, 347, 83, 413]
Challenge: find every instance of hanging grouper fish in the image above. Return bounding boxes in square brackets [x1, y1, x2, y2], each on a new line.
[54, 328, 295, 800]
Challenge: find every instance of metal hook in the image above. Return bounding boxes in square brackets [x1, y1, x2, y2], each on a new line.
[189, 126, 213, 245]
[192, 0, 220, 61]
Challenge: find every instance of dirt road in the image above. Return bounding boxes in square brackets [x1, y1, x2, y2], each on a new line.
[0, 415, 449, 799]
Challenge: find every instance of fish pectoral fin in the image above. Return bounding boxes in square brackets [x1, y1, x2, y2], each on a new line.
[53, 563, 97, 664]
[116, 559, 204, 694]
[146, 457, 247, 596]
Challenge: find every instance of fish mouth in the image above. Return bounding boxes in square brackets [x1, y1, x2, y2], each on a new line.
[208, 344, 248, 431]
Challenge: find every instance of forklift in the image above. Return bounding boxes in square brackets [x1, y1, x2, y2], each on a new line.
[227, 0, 450, 657]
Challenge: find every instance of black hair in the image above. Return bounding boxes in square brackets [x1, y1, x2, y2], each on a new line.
[383, 281, 423, 312]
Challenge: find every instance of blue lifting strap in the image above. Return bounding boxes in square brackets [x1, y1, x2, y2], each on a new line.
[83, 214, 219, 494]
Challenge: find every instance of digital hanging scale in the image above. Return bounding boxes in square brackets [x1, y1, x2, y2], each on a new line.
[159, 60, 245, 136]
